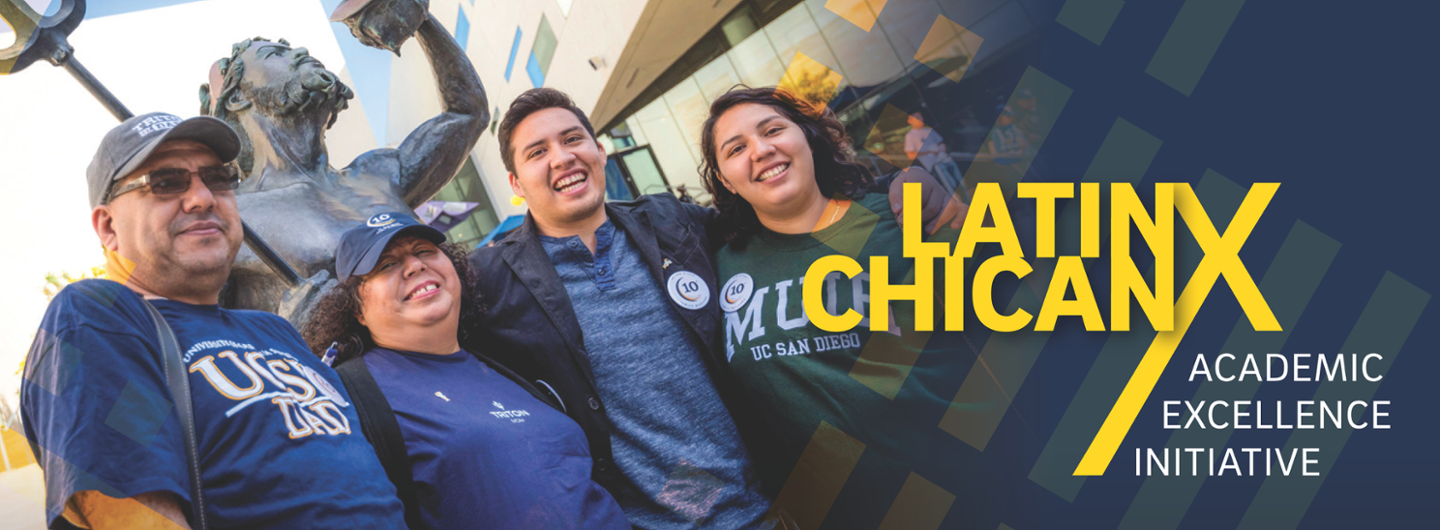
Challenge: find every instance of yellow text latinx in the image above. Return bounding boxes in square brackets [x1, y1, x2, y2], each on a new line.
[803, 182, 1281, 333]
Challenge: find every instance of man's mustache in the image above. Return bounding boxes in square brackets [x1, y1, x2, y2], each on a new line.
[171, 214, 231, 236]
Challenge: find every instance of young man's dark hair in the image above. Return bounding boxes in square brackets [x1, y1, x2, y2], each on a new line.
[497, 87, 597, 174]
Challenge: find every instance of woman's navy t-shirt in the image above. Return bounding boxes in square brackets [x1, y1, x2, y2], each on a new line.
[363, 347, 629, 530]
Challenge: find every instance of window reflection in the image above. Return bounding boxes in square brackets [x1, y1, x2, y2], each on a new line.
[662, 77, 709, 166]
[632, 99, 701, 191]
[695, 57, 743, 102]
[728, 31, 786, 88]
[600, 0, 1045, 207]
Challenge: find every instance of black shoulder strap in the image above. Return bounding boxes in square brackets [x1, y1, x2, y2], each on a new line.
[141, 300, 208, 530]
[334, 359, 426, 530]
[469, 350, 564, 413]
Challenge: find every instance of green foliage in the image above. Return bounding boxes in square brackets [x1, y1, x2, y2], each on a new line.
[43, 267, 107, 301]
[786, 68, 840, 112]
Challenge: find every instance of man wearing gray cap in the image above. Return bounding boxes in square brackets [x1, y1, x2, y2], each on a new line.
[21, 113, 405, 529]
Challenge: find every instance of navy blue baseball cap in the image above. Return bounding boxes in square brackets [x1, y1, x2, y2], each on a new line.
[336, 212, 446, 281]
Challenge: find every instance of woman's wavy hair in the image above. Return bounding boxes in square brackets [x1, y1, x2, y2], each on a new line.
[301, 242, 483, 365]
[698, 86, 874, 249]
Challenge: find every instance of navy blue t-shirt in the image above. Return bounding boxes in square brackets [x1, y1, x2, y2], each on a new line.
[364, 347, 629, 530]
[20, 280, 405, 528]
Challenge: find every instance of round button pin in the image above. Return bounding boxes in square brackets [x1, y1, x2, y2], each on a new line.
[719, 273, 755, 313]
[666, 270, 710, 310]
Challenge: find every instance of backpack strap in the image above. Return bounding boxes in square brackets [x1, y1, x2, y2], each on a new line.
[334, 358, 426, 530]
[469, 349, 564, 413]
[141, 300, 208, 530]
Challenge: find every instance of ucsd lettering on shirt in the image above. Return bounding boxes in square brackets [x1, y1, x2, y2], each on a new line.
[715, 192, 970, 489]
[21, 280, 405, 529]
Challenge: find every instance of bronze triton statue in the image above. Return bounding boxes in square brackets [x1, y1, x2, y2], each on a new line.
[199, 0, 488, 322]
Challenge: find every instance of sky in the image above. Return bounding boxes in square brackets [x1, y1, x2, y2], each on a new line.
[0, 0, 396, 404]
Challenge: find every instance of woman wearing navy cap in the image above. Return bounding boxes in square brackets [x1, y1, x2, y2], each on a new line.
[302, 212, 629, 530]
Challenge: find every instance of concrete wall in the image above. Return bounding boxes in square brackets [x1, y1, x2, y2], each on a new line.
[422, 0, 655, 220]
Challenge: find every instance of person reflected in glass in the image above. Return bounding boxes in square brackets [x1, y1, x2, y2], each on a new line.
[904, 111, 946, 172]
[905, 111, 966, 201]
[987, 105, 1028, 163]
[931, 140, 967, 202]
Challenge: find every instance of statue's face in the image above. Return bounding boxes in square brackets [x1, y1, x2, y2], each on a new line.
[231, 40, 352, 123]
[237, 41, 328, 90]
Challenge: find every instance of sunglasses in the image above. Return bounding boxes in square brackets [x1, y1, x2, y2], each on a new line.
[109, 165, 242, 201]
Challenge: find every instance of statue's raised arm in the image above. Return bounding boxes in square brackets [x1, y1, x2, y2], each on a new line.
[198, 0, 490, 321]
[337, 0, 490, 206]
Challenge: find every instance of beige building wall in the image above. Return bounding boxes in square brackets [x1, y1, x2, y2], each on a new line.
[387, 0, 747, 222]
[436, 0, 655, 220]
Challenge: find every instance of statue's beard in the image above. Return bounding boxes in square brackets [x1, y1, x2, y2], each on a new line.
[245, 69, 353, 129]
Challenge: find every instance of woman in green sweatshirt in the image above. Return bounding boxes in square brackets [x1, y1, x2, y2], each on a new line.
[697, 87, 984, 528]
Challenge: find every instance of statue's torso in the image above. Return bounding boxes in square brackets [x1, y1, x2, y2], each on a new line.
[230, 168, 409, 312]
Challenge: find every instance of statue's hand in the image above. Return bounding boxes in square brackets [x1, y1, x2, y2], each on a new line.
[334, 0, 430, 55]
[278, 269, 337, 330]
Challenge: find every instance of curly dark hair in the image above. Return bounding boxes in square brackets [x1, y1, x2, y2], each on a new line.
[698, 87, 874, 249]
[301, 241, 483, 365]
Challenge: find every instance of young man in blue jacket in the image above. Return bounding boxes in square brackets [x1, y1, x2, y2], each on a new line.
[468, 88, 958, 529]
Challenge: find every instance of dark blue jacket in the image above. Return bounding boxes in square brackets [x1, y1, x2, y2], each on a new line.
[467, 193, 782, 496]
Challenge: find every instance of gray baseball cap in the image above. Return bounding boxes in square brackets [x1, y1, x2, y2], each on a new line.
[86, 112, 241, 208]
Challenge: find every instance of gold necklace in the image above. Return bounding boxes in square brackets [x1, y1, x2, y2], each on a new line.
[814, 198, 852, 231]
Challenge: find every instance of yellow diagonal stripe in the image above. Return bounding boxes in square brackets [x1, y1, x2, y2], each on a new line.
[914, 15, 983, 83]
[860, 103, 916, 170]
[1071, 298, 1195, 475]
[876, 473, 955, 530]
[0, 0, 42, 76]
[769, 421, 867, 528]
[825, 0, 889, 32]
[1074, 181, 1279, 475]
[2, 427, 36, 470]
[779, 52, 843, 112]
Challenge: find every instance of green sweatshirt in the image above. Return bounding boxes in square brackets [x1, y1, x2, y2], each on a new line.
[716, 192, 974, 516]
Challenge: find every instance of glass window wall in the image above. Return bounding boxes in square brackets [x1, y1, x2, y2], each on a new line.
[727, 30, 786, 89]
[603, 0, 1046, 205]
[431, 157, 500, 249]
[631, 98, 700, 192]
